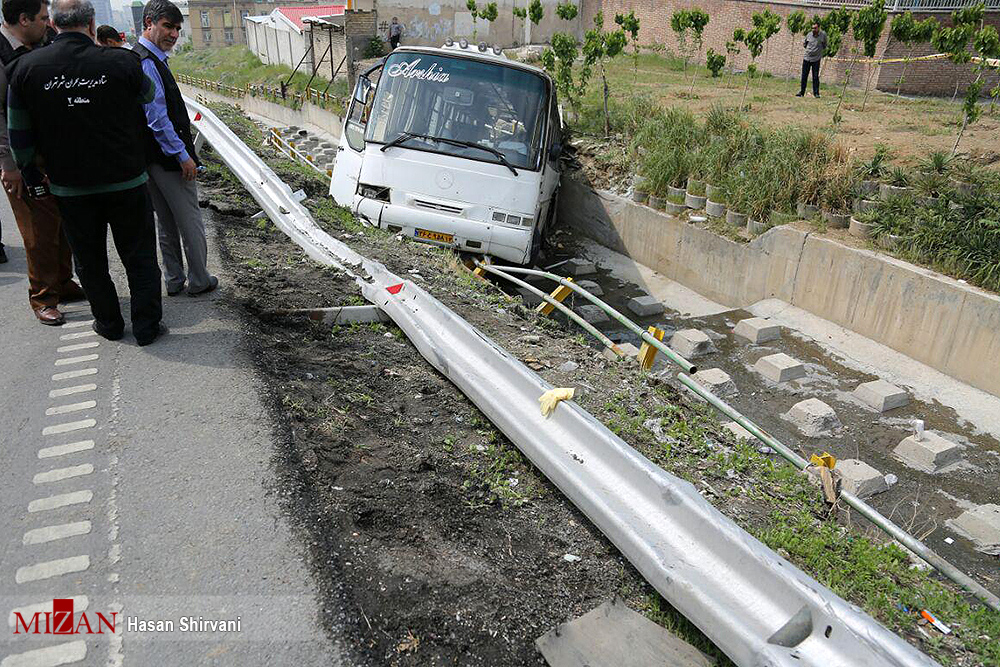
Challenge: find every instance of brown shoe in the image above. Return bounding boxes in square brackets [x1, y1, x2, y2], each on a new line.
[60, 281, 87, 303]
[34, 306, 66, 326]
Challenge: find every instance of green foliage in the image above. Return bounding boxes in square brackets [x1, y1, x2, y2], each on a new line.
[615, 10, 642, 81]
[466, 0, 477, 16]
[952, 1, 985, 28]
[751, 9, 781, 41]
[975, 24, 1000, 59]
[890, 11, 915, 44]
[732, 27, 745, 43]
[706, 48, 726, 77]
[528, 0, 543, 25]
[787, 10, 807, 36]
[688, 8, 711, 41]
[852, 0, 887, 58]
[584, 12, 628, 135]
[363, 37, 386, 59]
[542, 32, 590, 114]
[479, 1, 498, 23]
[855, 143, 892, 179]
[933, 22, 974, 66]
[512, 4, 525, 20]
[555, 1, 578, 21]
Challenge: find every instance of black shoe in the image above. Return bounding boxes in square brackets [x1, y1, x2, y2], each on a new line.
[813, 93, 821, 98]
[795, 92, 805, 97]
[166, 283, 185, 296]
[188, 275, 218, 297]
[136, 322, 168, 347]
[0, 245, 7, 264]
[92, 319, 124, 341]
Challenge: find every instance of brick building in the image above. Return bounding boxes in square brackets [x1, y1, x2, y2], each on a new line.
[187, 0, 323, 49]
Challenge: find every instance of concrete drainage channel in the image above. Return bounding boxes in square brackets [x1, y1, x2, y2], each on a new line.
[188, 97, 959, 667]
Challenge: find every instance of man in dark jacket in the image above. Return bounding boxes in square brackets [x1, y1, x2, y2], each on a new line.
[135, 0, 217, 297]
[8, 0, 166, 344]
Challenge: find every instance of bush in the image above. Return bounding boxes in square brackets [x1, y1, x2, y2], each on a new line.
[363, 37, 386, 59]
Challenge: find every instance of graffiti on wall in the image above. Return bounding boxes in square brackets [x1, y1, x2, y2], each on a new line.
[407, 17, 454, 41]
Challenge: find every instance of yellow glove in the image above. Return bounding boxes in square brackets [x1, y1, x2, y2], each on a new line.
[539, 387, 575, 417]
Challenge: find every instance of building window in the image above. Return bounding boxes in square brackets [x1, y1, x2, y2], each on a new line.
[200, 10, 209, 27]
[223, 10, 233, 27]
[224, 28, 234, 43]
[203, 28, 212, 43]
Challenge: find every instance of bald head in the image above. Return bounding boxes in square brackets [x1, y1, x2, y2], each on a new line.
[50, 0, 94, 32]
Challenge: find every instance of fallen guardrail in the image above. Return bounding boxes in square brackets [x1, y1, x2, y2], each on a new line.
[185, 96, 942, 667]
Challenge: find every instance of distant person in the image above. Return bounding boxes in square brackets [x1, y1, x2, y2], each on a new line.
[135, 0, 218, 297]
[797, 21, 826, 98]
[8, 0, 166, 343]
[96, 23, 122, 46]
[388, 16, 402, 50]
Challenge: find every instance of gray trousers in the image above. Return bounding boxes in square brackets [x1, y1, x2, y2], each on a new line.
[147, 162, 212, 292]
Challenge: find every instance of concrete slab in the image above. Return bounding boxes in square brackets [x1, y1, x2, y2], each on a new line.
[670, 329, 713, 358]
[565, 258, 596, 277]
[577, 304, 610, 325]
[946, 504, 1000, 555]
[535, 599, 716, 667]
[600, 343, 640, 361]
[517, 287, 543, 307]
[893, 432, 963, 473]
[576, 279, 604, 296]
[692, 368, 737, 398]
[627, 295, 665, 318]
[733, 317, 781, 344]
[853, 379, 909, 412]
[783, 398, 841, 437]
[754, 353, 806, 383]
[837, 459, 888, 499]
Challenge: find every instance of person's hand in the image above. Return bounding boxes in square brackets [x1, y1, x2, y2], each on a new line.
[1, 168, 24, 199]
[180, 158, 197, 182]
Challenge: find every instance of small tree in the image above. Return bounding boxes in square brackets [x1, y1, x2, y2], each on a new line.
[934, 3, 985, 102]
[890, 13, 937, 98]
[725, 30, 743, 86]
[818, 9, 852, 82]
[480, 1, 498, 34]
[706, 48, 726, 77]
[853, 0, 888, 113]
[786, 10, 808, 73]
[751, 9, 781, 69]
[614, 11, 641, 83]
[555, 1, 578, 21]
[739, 26, 765, 108]
[542, 33, 589, 118]
[670, 10, 693, 69]
[583, 12, 627, 135]
[514, 0, 544, 46]
[954, 25, 1000, 154]
[467, 0, 480, 40]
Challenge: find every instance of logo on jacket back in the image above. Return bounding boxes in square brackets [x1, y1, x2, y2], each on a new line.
[12, 599, 117, 635]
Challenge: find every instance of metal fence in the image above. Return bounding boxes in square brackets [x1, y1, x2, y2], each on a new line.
[807, 0, 1000, 10]
[175, 73, 345, 112]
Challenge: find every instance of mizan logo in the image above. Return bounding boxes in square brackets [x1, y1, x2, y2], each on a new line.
[13, 599, 117, 635]
[386, 59, 450, 83]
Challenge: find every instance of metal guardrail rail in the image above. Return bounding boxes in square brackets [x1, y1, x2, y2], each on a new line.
[185, 96, 943, 667]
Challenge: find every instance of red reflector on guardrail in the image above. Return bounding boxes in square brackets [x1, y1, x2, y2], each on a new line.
[386, 283, 404, 295]
[193, 112, 202, 121]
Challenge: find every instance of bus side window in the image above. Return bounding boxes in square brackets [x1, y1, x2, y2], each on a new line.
[548, 98, 562, 164]
[345, 77, 375, 152]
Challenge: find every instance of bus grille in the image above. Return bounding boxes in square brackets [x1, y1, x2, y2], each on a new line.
[413, 199, 464, 215]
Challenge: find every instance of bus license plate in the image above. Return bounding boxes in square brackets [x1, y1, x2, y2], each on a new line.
[415, 229, 454, 244]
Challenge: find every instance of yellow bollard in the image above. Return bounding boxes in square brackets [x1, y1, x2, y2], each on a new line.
[637, 326, 665, 371]
[537, 278, 575, 316]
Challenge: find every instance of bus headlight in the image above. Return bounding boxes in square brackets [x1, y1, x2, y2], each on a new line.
[357, 183, 390, 202]
[491, 211, 534, 227]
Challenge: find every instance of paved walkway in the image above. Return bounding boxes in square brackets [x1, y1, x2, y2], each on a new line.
[0, 200, 343, 666]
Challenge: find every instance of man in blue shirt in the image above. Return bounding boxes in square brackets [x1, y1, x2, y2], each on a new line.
[134, 0, 217, 297]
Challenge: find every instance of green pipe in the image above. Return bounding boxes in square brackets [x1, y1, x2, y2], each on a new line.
[678, 372, 1000, 612]
[479, 263, 697, 374]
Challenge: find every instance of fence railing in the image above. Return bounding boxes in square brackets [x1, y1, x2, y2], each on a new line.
[176, 74, 345, 112]
[807, 0, 999, 10]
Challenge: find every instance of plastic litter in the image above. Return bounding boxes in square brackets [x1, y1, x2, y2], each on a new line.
[913, 419, 925, 441]
[921, 610, 951, 634]
[562, 554, 581, 562]
[884, 473, 898, 486]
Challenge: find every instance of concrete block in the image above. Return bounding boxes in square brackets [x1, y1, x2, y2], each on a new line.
[577, 305, 609, 325]
[692, 368, 737, 398]
[754, 353, 806, 383]
[946, 504, 1000, 554]
[600, 343, 640, 361]
[733, 317, 781, 344]
[565, 258, 596, 276]
[627, 295, 665, 317]
[516, 287, 543, 307]
[783, 398, 841, 436]
[893, 432, 962, 473]
[723, 421, 754, 441]
[670, 329, 713, 358]
[853, 379, 909, 412]
[577, 279, 604, 297]
[837, 459, 888, 499]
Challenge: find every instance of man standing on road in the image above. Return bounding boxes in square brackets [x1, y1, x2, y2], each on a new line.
[135, 0, 217, 297]
[388, 16, 402, 50]
[8, 0, 166, 344]
[0, 0, 87, 324]
[797, 20, 826, 98]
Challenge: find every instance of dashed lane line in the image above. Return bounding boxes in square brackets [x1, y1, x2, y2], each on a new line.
[61, 320, 94, 329]
[32, 465, 94, 485]
[55, 342, 99, 353]
[40, 420, 95, 436]
[14, 555, 90, 583]
[48, 384, 97, 399]
[22, 521, 92, 546]
[44, 402, 97, 416]
[51, 368, 97, 382]
[0, 640, 87, 667]
[59, 330, 97, 340]
[53, 355, 99, 367]
[37, 441, 94, 460]
[7, 596, 88, 628]
[27, 491, 93, 513]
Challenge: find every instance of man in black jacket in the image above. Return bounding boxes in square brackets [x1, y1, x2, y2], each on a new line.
[135, 0, 217, 297]
[8, 0, 166, 344]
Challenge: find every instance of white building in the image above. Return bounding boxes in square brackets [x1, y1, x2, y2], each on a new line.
[246, 4, 344, 68]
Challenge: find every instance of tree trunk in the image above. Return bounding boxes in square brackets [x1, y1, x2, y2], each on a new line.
[602, 67, 610, 136]
[739, 66, 753, 109]
[833, 53, 859, 124]
[894, 46, 914, 99]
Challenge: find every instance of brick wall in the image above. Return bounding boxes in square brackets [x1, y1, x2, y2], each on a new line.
[580, 0, 1000, 97]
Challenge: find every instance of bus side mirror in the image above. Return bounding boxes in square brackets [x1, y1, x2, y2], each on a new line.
[353, 76, 372, 105]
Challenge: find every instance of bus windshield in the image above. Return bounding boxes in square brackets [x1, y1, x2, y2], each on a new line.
[366, 51, 549, 171]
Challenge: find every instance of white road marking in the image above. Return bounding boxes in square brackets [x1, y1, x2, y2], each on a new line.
[56, 342, 99, 353]
[38, 440, 94, 459]
[44, 401, 96, 416]
[48, 384, 97, 398]
[54, 354, 99, 367]
[7, 596, 88, 629]
[14, 555, 90, 583]
[27, 490, 93, 513]
[33, 465, 94, 485]
[0, 640, 87, 667]
[23, 521, 92, 545]
[41, 420, 95, 436]
[59, 330, 97, 340]
[51, 368, 97, 381]
[61, 319, 94, 329]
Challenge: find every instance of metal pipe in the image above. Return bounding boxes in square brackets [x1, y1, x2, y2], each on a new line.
[477, 263, 697, 373]
[476, 263, 622, 355]
[677, 372, 1000, 612]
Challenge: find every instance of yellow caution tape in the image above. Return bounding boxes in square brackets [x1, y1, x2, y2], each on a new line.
[826, 52, 948, 65]
[810, 452, 837, 469]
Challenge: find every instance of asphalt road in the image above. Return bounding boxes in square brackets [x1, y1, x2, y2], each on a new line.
[0, 197, 344, 666]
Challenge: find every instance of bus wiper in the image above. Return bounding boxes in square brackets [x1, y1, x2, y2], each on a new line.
[380, 132, 518, 175]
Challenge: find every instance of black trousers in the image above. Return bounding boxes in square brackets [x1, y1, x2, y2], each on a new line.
[55, 184, 162, 342]
[800, 59, 820, 96]
[389, 35, 400, 50]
